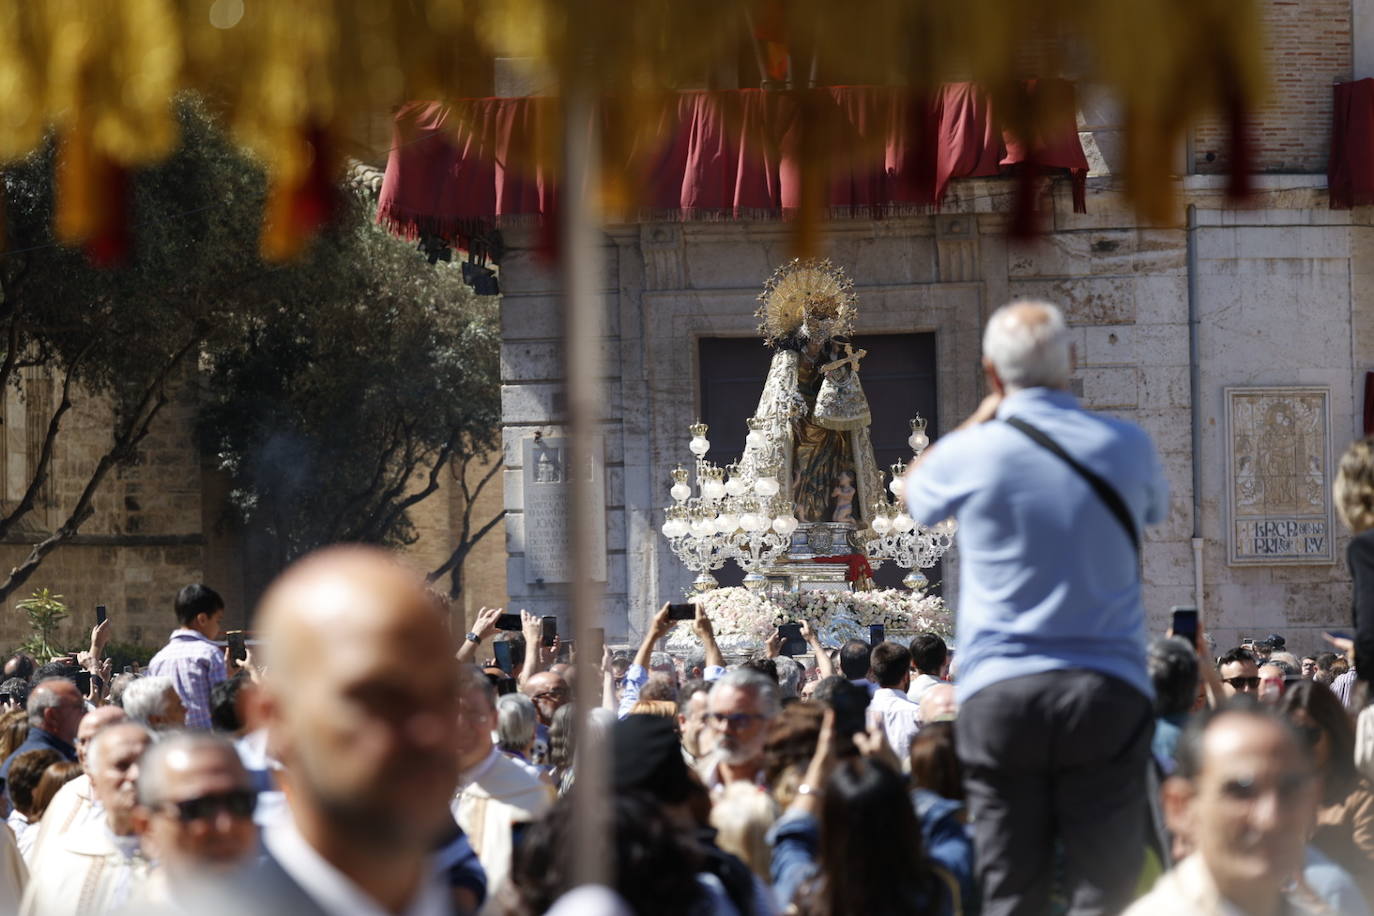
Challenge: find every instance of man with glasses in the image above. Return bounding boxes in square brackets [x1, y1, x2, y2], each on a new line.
[1217, 647, 1262, 698]
[1, 678, 86, 798]
[522, 670, 570, 763]
[699, 668, 780, 792]
[1126, 705, 1320, 915]
[133, 732, 258, 889]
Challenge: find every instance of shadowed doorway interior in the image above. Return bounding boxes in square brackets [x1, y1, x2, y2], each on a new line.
[697, 333, 941, 592]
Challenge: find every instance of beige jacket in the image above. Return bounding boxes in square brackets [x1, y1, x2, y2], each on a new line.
[27, 775, 97, 869]
[1125, 855, 1322, 916]
[452, 750, 552, 894]
[18, 820, 148, 916]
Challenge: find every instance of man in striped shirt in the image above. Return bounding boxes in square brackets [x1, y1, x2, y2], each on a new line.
[147, 584, 229, 730]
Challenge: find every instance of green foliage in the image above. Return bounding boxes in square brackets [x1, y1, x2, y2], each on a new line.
[14, 588, 67, 660]
[197, 203, 501, 566]
[102, 641, 158, 672]
[0, 94, 502, 590]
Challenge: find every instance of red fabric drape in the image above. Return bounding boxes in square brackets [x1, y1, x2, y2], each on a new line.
[378, 84, 1090, 250]
[1330, 79, 1374, 209]
[812, 553, 875, 584]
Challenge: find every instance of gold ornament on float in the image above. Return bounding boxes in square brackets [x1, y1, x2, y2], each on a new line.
[755, 258, 857, 349]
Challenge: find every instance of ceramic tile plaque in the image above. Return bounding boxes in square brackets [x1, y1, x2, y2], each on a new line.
[522, 435, 608, 584]
[1225, 386, 1333, 566]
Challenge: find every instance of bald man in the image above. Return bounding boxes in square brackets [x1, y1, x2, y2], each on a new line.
[26, 704, 128, 866]
[223, 546, 465, 916]
[21, 722, 153, 916]
[906, 300, 1169, 916]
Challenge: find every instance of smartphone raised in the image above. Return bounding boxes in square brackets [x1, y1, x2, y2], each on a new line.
[667, 602, 697, 621]
[493, 641, 515, 673]
[1169, 606, 1199, 646]
[95, 604, 108, 626]
[227, 631, 247, 665]
[869, 623, 885, 648]
[495, 613, 523, 631]
[777, 622, 807, 657]
[540, 616, 558, 648]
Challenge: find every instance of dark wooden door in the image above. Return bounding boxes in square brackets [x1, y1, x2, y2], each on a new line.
[697, 334, 940, 591]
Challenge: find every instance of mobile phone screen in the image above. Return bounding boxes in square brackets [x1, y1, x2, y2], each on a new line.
[869, 624, 885, 648]
[495, 613, 522, 631]
[777, 622, 807, 656]
[667, 603, 696, 621]
[1169, 606, 1198, 645]
[541, 616, 557, 648]
[494, 641, 515, 674]
[95, 605, 107, 626]
[586, 627, 605, 663]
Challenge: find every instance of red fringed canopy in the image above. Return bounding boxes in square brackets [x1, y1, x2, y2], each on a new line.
[378, 82, 1089, 252]
[1330, 79, 1374, 209]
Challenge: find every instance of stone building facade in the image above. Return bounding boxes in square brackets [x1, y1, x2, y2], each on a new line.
[496, 0, 1374, 655]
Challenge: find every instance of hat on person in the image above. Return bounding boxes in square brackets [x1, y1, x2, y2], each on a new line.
[611, 714, 692, 804]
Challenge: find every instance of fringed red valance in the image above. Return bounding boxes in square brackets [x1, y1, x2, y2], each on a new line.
[1330, 79, 1374, 209]
[378, 82, 1089, 253]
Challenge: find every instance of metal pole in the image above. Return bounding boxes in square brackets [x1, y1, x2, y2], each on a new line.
[562, 78, 610, 889]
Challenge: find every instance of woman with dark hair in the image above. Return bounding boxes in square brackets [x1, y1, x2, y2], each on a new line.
[498, 791, 710, 916]
[1279, 679, 1374, 904]
[769, 712, 957, 916]
[1334, 436, 1374, 692]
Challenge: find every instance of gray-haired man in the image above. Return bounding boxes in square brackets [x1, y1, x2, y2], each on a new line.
[906, 300, 1170, 916]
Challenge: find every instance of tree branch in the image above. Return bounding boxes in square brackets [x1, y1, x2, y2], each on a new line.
[0, 334, 198, 603]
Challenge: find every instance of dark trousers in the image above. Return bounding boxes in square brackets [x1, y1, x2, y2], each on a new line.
[957, 669, 1154, 916]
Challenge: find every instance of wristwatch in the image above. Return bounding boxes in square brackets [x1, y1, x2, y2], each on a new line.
[796, 783, 817, 796]
[465, 631, 482, 644]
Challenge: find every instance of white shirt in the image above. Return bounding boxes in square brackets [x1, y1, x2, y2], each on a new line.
[263, 817, 447, 916]
[907, 673, 944, 704]
[6, 810, 33, 861]
[870, 687, 922, 760]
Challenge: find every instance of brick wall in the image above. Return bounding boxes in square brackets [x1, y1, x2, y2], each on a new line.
[1192, 0, 1352, 174]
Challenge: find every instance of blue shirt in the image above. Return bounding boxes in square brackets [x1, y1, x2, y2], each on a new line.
[906, 387, 1169, 702]
[0, 726, 77, 796]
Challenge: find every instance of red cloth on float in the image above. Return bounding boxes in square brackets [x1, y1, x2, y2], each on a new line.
[812, 553, 875, 584]
[1330, 79, 1374, 209]
[378, 84, 1090, 249]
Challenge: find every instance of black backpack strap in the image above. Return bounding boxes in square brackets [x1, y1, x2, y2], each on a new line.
[1004, 416, 1140, 554]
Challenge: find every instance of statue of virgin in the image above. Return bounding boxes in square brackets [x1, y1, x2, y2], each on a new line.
[742, 260, 882, 526]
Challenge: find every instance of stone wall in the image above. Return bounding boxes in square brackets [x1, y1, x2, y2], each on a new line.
[1192, 0, 1352, 175]
[497, 173, 1373, 657]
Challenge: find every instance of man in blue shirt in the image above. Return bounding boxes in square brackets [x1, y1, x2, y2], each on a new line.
[0, 677, 85, 795]
[905, 300, 1170, 916]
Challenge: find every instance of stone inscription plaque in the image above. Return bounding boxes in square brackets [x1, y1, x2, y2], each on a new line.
[1225, 387, 1333, 566]
[522, 436, 608, 584]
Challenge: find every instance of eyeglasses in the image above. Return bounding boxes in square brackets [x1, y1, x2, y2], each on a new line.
[1222, 676, 1260, 691]
[532, 690, 569, 702]
[708, 712, 765, 729]
[159, 790, 256, 823]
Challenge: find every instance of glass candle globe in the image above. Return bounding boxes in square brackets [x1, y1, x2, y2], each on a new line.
[739, 512, 758, 532]
[690, 517, 714, 538]
[754, 476, 780, 497]
[703, 479, 726, 501]
[893, 513, 915, 533]
[872, 515, 892, 535]
[909, 430, 929, 452]
[888, 477, 905, 498]
[773, 515, 798, 536]
[724, 476, 747, 497]
[715, 512, 739, 533]
[745, 429, 764, 451]
[689, 436, 710, 458]
[670, 481, 691, 501]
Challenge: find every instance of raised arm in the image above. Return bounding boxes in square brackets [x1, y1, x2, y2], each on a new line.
[692, 602, 725, 673]
[455, 606, 504, 664]
[518, 610, 543, 688]
[800, 620, 834, 678]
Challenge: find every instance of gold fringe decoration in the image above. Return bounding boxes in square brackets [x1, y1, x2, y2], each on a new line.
[0, 0, 1269, 258]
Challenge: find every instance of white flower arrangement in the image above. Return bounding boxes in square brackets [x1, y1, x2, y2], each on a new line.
[664, 586, 953, 654]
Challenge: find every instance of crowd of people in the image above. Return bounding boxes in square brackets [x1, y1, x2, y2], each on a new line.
[0, 298, 1368, 915]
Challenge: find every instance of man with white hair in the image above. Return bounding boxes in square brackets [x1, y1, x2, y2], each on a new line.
[698, 668, 780, 792]
[905, 300, 1170, 916]
[122, 676, 188, 731]
[21, 722, 153, 915]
